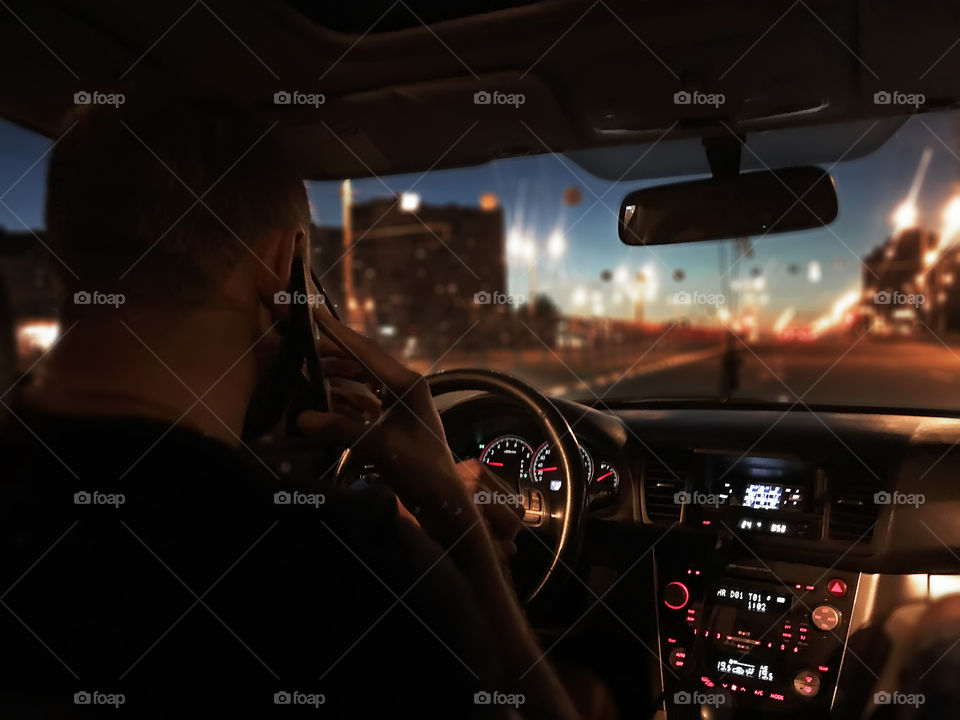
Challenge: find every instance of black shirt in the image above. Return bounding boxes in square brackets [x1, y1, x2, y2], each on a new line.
[0, 409, 506, 718]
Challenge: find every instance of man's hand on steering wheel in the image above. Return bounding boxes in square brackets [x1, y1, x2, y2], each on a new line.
[295, 305, 481, 534]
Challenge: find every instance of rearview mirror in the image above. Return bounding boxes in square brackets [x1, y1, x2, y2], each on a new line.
[618, 167, 838, 246]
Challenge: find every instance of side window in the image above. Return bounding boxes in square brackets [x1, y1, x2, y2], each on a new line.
[0, 118, 58, 385]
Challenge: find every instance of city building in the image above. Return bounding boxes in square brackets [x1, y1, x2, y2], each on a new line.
[311, 196, 507, 354]
[861, 227, 960, 334]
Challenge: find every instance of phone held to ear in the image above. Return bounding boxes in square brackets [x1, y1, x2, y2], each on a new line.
[286, 256, 382, 430]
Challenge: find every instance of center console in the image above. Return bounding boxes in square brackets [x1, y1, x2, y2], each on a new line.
[656, 453, 859, 717]
[658, 561, 859, 716]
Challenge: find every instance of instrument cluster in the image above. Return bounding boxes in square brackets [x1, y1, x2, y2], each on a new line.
[478, 433, 620, 506]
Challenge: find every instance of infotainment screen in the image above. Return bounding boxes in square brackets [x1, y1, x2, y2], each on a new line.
[701, 454, 815, 512]
[742, 483, 783, 510]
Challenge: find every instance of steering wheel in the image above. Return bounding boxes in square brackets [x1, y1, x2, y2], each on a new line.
[335, 368, 588, 603]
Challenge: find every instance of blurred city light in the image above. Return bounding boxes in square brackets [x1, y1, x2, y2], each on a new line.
[811, 289, 859, 335]
[941, 196, 960, 244]
[773, 308, 795, 334]
[807, 260, 822, 284]
[891, 201, 918, 232]
[400, 192, 421, 212]
[479, 192, 499, 211]
[641, 262, 658, 302]
[547, 230, 566, 259]
[16, 319, 59, 355]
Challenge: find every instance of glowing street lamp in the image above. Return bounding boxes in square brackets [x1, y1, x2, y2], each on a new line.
[891, 201, 917, 233]
[400, 192, 421, 212]
[547, 230, 566, 259]
[942, 196, 960, 242]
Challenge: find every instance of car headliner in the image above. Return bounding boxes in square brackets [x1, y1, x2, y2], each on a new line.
[0, 0, 958, 180]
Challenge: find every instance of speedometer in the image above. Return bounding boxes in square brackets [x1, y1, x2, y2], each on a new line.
[480, 435, 533, 484]
[532, 442, 592, 491]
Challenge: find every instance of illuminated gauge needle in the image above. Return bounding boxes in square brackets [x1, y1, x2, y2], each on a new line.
[486, 461, 504, 467]
[540, 466, 557, 472]
[595, 471, 614, 483]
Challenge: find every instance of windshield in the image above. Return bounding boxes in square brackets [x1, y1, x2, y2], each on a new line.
[301, 108, 960, 410]
[3, 109, 960, 411]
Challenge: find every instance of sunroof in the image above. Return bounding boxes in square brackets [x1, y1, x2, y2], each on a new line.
[286, 0, 545, 34]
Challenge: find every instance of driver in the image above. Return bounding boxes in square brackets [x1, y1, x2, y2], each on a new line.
[0, 98, 583, 718]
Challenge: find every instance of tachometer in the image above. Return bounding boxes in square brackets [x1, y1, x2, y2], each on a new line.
[532, 442, 592, 491]
[480, 435, 533, 484]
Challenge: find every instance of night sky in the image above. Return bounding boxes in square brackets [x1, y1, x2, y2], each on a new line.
[2, 110, 959, 326]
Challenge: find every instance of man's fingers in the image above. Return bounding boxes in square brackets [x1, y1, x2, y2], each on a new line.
[297, 409, 378, 450]
[320, 356, 374, 383]
[311, 305, 419, 392]
[329, 386, 382, 421]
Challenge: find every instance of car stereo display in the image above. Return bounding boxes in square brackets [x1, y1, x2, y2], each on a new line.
[715, 657, 776, 682]
[742, 483, 783, 510]
[714, 584, 792, 614]
[702, 454, 814, 512]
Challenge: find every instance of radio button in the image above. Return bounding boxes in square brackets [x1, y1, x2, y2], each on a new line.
[792, 670, 821, 697]
[811, 604, 840, 631]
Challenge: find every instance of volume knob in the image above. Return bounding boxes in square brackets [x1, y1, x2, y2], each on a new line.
[663, 581, 690, 609]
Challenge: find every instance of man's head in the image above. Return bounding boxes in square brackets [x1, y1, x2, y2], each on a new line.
[46, 96, 310, 314]
[40, 97, 314, 439]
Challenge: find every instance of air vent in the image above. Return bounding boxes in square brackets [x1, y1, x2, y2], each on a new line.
[643, 456, 687, 524]
[829, 475, 881, 543]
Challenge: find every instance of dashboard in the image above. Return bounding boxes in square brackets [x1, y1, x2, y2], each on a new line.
[440, 394, 629, 512]
[435, 393, 960, 719]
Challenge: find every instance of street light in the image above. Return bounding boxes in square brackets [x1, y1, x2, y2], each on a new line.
[942, 196, 960, 241]
[892, 201, 917, 233]
[400, 192, 421, 212]
[547, 230, 565, 259]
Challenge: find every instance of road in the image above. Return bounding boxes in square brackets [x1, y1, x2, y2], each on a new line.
[578, 337, 960, 410]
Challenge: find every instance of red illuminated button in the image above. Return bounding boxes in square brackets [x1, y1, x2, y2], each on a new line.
[663, 581, 690, 609]
[668, 647, 687, 669]
[811, 604, 841, 631]
[827, 578, 848, 597]
[792, 670, 821, 697]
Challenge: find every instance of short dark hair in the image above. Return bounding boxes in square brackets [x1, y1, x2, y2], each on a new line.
[46, 96, 309, 308]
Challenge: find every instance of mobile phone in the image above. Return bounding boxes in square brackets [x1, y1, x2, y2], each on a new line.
[288, 255, 331, 414]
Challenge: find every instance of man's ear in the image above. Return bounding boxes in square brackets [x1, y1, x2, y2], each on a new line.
[257, 226, 302, 305]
